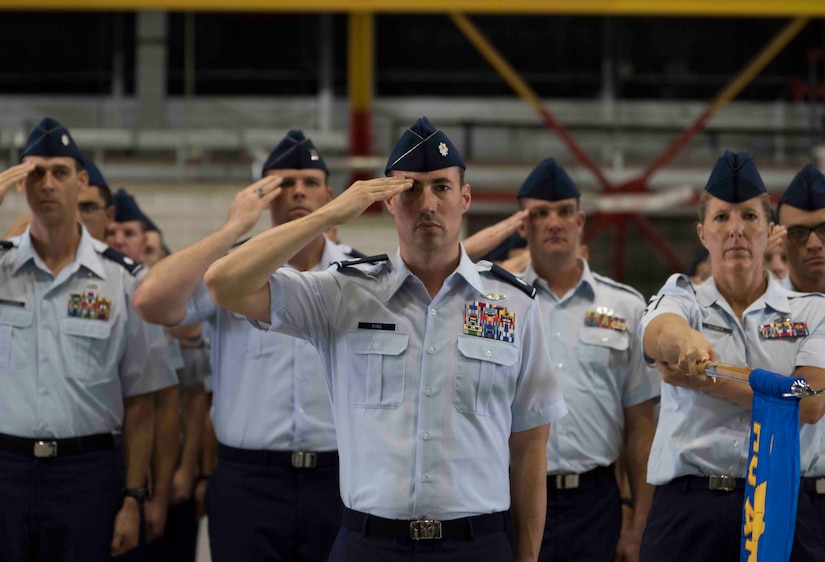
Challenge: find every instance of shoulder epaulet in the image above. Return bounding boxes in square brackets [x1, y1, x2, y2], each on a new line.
[0, 240, 13, 250]
[100, 247, 144, 276]
[490, 263, 536, 299]
[346, 247, 368, 260]
[592, 271, 644, 301]
[673, 273, 697, 295]
[333, 253, 388, 270]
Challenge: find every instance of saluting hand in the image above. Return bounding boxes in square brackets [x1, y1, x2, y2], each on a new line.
[766, 224, 787, 255]
[224, 174, 284, 235]
[0, 161, 35, 206]
[325, 177, 413, 226]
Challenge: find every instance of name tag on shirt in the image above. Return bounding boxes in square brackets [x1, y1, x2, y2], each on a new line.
[358, 322, 396, 331]
[702, 322, 732, 334]
[0, 299, 25, 308]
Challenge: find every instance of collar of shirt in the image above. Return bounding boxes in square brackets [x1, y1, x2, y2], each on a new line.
[12, 223, 107, 280]
[696, 274, 791, 317]
[385, 244, 485, 302]
[779, 274, 796, 292]
[522, 257, 594, 303]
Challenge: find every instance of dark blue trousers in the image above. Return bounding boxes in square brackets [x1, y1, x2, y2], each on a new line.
[0, 447, 123, 562]
[142, 499, 199, 562]
[539, 474, 621, 561]
[640, 479, 825, 562]
[327, 527, 515, 562]
[206, 448, 342, 562]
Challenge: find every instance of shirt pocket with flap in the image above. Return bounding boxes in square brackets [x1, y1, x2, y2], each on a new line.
[0, 306, 33, 370]
[577, 326, 629, 367]
[346, 329, 409, 409]
[455, 335, 518, 418]
[60, 318, 113, 382]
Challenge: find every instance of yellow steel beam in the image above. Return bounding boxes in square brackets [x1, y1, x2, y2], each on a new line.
[450, 12, 612, 189]
[4, 0, 825, 16]
[708, 16, 811, 113]
[348, 12, 373, 114]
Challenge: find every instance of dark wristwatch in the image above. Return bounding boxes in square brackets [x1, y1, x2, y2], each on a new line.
[122, 487, 151, 504]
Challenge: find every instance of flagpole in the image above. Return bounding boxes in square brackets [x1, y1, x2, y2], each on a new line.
[699, 362, 823, 398]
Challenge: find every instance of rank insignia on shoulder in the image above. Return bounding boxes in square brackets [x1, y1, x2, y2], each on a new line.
[585, 307, 627, 332]
[101, 247, 143, 276]
[464, 301, 515, 342]
[333, 253, 388, 270]
[68, 291, 111, 321]
[489, 264, 536, 298]
[759, 317, 808, 339]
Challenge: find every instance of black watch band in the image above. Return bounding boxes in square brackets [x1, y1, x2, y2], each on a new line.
[122, 487, 151, 504]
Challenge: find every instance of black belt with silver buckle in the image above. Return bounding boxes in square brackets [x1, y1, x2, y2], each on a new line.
[801, 477, 825, 495]
[341, 506, 507, 541]
[548, 463, 615, 491]
[0, 432, 113, 458]
[217, 443, 338, 468]
[670, 475, 746, 492]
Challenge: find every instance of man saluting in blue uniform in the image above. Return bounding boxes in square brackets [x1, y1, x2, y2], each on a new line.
[204, 116, 567, 562]
[0, 117, 160, 561]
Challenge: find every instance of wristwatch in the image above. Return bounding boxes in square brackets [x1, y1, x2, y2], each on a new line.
[122, 487, 151, 504]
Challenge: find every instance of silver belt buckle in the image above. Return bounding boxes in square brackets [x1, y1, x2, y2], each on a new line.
[555, 474, 580, 490]
[291, 451, 317, 468]
[708, 475, 736, 492]
[410, 519, 442, 540]
[34, 440, 57, 458]
[815, 478, 825, 495]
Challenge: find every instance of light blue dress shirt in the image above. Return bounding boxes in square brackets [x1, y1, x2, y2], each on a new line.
[254, 247, 567, 520]
[0, 225, 161, 438]
[180, 238, 351, 451]
[779, 274, 825, 478]
[640, 273, 825, 484]
[522, 259, 659, 475]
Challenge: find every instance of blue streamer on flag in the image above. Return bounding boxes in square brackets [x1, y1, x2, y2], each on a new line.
[740, 369, 804, 562]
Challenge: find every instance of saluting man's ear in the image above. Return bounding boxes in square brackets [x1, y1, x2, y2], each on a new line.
[77, 169, 89, 190]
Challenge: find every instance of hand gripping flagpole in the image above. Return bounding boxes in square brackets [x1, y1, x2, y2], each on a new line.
[701, 361, 825, 398]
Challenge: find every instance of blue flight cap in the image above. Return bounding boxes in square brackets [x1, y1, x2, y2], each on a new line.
[262, 129, 328, 175]
[83, 159, 109, 189]
[517, 158, 580, 201]
[704, 150, 767, 203]
[142, 214, 160, 233]
[779, 164, 825, 212]
[20, 117, 85, 163]
[112, 189, 147, 224]
[385, 116, 465, 176]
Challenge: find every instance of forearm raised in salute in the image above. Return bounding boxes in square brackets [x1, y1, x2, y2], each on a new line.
[205, 176, 412, 322]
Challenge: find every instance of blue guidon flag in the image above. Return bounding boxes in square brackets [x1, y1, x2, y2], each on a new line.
[740, 369, 804, 562]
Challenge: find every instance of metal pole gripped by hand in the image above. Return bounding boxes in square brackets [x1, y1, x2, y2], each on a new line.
[701, 361, 825, 398]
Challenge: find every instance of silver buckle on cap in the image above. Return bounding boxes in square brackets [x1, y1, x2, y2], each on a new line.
[708, 475, 736, 492]
[34, 441, 57, 458]
[554, 474, 580, 490]
[291, 451, 317, 468]
[815, 478, 825, 495]
[410, 519, 442, 540]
